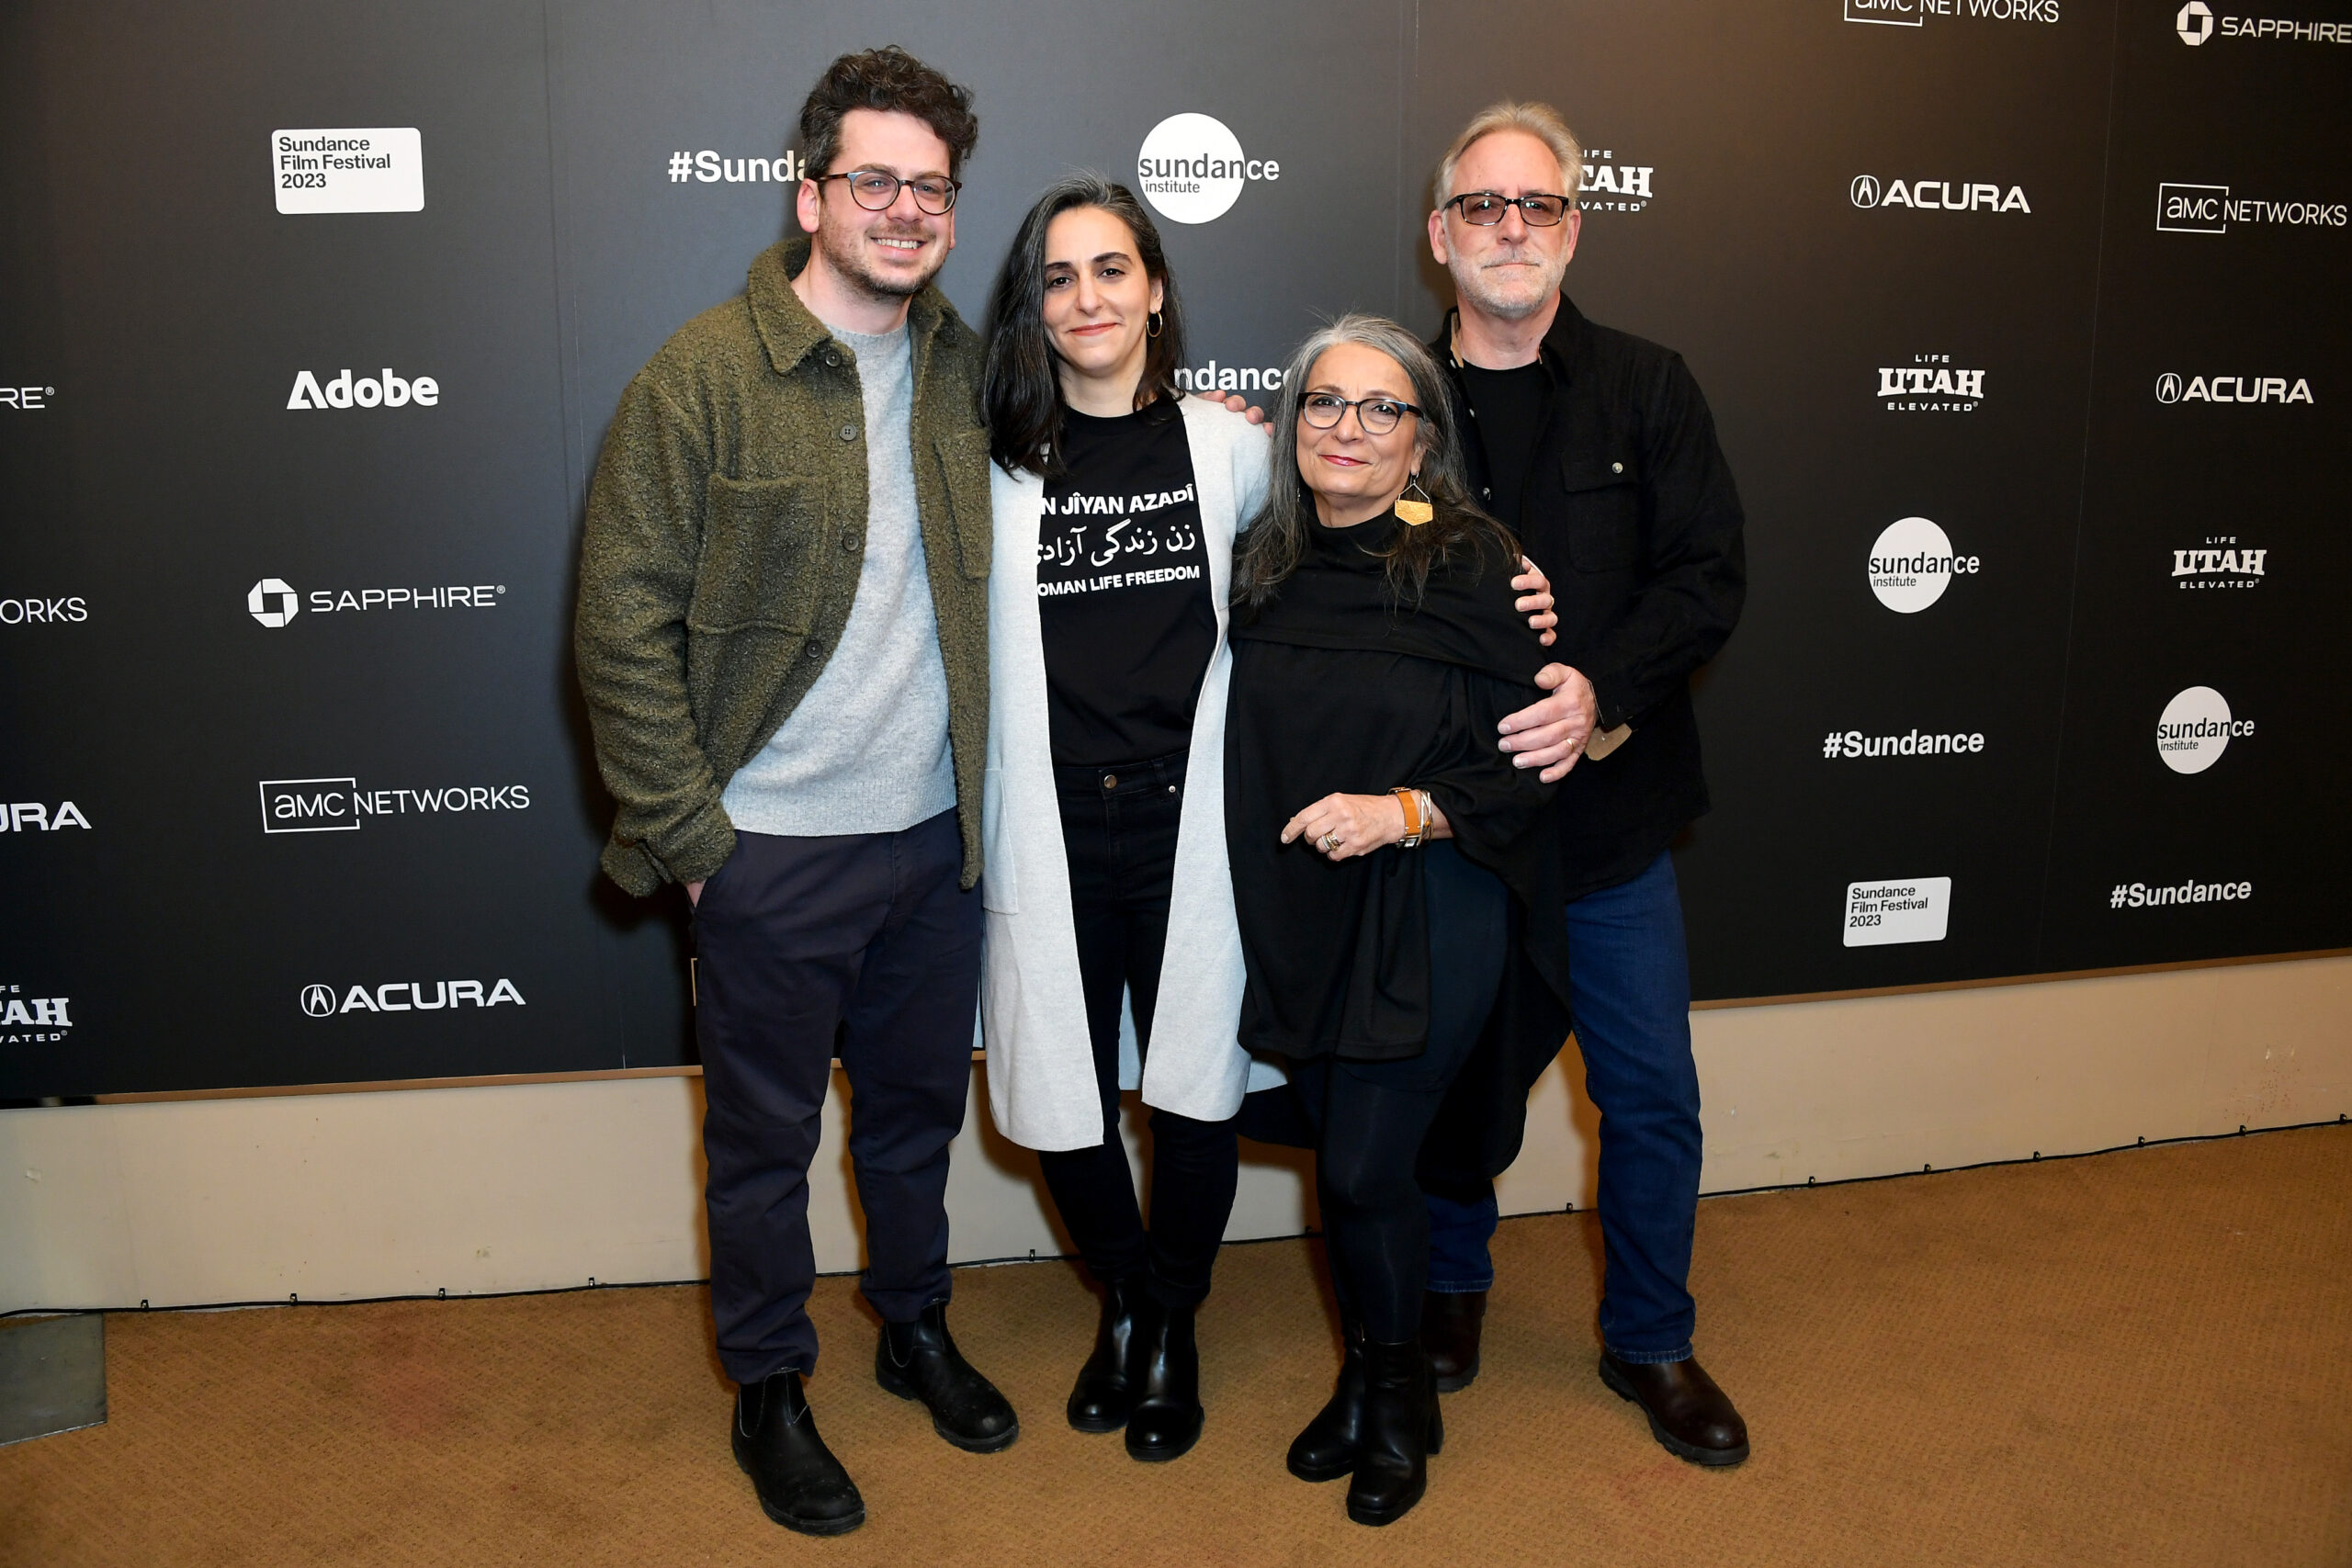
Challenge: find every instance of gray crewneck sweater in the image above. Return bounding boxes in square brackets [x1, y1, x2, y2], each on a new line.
[719, 321, 957, 836]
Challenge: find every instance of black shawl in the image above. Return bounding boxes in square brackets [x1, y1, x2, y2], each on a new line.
[1225, 505, 1573, 1191]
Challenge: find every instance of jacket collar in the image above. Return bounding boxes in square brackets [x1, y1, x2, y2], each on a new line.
[746, 234, 955, 377]
[1442, 292, 1589, 385]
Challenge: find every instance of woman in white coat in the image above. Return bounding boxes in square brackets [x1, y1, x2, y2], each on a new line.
[977, 175, 1273, 1463]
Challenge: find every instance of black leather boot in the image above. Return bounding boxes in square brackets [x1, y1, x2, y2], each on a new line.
[731, 1371, 865, 1536]
[1420, 1289, 1487, 1393]
[1285, 1320, 1365, 1483]
[1125, 1295, 1204, 1461]
[875, 1301, 1020, 1453]
[1067, 1274, 1144, 1433]
[1345, 1338, 1442, 1527]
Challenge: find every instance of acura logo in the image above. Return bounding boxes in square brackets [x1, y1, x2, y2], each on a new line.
[2176, 1, 2213, 44]
[1850, 175, 1883, 209]
[2155, 373, 2184, 403]
[300, 984, 335, 1017]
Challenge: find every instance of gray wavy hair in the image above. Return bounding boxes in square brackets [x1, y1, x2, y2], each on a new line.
[1231, 313, 1510, 611]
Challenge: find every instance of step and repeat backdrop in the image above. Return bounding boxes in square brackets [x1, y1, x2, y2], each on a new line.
[3, 0, 2346, 1096]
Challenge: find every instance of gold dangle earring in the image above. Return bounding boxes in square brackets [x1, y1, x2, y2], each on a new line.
[1146, 310, 1164, 339]
[1393, 473, 1434, 526]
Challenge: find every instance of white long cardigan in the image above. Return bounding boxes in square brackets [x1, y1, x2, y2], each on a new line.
[980, 398, 1284, 1152]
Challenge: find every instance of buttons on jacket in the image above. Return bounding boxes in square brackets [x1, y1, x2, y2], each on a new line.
[839, 424, 858, 442]
[839, 532, 861, 555]
[824, 351, 842, 368]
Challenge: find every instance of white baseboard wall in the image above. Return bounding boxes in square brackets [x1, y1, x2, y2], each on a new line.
[3, 955, 2346, 1315]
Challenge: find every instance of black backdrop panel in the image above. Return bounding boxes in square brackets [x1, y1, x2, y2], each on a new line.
[3, 0, 2345, 1096]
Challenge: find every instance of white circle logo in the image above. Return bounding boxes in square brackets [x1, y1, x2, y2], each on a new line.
[1850, 175, 1883, 209]
[1867, 517, 1956, 614]
[2156, 685, 2241, 773]
[1136, 113, 1252, 225]
[2155, 373, 2183, 403]
[248, 577, 300, 627]
[2177, 1, 2213, 44]
[300, 984, 335, 1017]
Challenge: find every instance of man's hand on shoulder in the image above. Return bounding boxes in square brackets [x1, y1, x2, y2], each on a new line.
[1196, 389, 1270, 430]
[1498, 663, 1599, 783]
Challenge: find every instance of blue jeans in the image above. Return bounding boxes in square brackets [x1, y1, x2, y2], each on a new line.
[1424, 850, 1703, 1364]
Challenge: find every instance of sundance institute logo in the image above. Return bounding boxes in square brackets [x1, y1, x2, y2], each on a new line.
[1136, 114, 1280, 226]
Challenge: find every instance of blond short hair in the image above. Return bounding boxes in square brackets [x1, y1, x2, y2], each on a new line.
[1433, 102, 1583, 209]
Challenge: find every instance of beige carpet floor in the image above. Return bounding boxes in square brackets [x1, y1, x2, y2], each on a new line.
[4, 1124, 2348, 1567]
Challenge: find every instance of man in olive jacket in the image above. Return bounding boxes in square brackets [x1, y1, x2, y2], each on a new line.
[573, 49, 1009, 1537]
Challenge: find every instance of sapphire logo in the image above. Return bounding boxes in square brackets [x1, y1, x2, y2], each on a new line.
[248, 578, 300, 627]
[2177, 1, 2214, 40]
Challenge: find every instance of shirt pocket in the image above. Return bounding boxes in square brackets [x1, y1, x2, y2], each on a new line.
[937, 428, 994, 581]
[1557, 456, 1644, 573]
[690, 474, 826, 634]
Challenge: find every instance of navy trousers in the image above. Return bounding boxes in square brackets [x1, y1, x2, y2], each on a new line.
[691, 809, 980, 1385]
[1426, 850, 1705, 1363]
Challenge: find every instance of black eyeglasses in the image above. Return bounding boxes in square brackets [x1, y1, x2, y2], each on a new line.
[818, 169, 962, 215]
[1300, 392, 1423, 436]
[1443, 191, 1570, 227]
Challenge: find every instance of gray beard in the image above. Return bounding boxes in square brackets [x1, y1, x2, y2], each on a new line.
[1453, 252, 1568, 321]
[817, 222, 943, 301]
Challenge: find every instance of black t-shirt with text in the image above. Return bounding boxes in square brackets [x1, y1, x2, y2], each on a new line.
[1458, 359, 1549, 526]
[1038, 401, 1216, 766]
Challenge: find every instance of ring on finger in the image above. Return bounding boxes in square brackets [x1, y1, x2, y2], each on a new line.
[1320, 831, 1341, 852]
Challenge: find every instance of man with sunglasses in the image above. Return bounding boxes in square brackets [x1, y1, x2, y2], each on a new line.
[1416, 102, 1751, 1467]
[574, 47, 1010, 1536]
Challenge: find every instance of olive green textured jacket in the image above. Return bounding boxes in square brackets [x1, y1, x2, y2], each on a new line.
[574, 237, 992, 897]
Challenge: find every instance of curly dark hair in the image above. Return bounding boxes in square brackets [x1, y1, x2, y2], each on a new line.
[798, 46, 978, 181]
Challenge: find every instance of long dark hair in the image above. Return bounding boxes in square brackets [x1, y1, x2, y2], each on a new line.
[982, 173, 1188, 478]
[1231, 314, 1514, 610]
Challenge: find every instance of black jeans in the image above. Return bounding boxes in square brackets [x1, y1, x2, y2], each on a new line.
[1292, 840, 1509, 1343]
[1035, 750, 1240, 1309]
[691, 810, 980, 1384]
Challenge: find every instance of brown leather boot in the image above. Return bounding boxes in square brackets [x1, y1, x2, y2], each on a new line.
[1419, 1290, 1486, 1392]
[1598, 1351, 1749, 1466]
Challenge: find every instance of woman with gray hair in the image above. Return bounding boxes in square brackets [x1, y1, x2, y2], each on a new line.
[1225, 314, 1572, 1526]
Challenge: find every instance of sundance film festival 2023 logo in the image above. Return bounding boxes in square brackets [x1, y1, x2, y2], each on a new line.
[1136, 114, 1280, 225]
[2154, 371, 2313, 405]
[1880, 353, 1984, 412]
[1851, 175, 2030, 213]
[272, 129, 423, 215]
[2172, 536, 2267, 591]
[247, 577, 505, 626]
[2175, 2, 2351, 43]
[300, 978, 524, 1017]
[1867, 517, 1981, 613]
[1844, 878, 1952, 947]
[259, 777, 532, 833]
[2157, 183, 2346, 234]
[1, 983, 73, 1043]
[2156, 686, 2254, 774]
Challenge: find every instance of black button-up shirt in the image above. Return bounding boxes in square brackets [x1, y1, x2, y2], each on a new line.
[1432, 296, 1747, 900]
